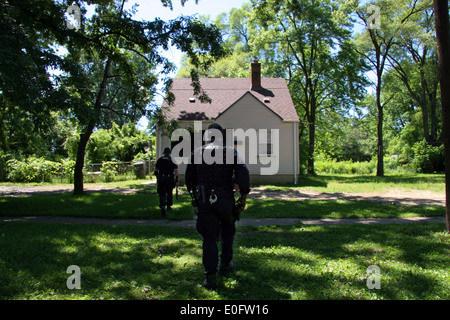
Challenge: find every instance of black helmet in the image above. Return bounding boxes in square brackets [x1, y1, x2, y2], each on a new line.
[206, 123, 224, 142]
[208, 123, 223, 131]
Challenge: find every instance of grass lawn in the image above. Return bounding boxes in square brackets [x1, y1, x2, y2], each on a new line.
[262, 173, 446, 194]
[0, 173, 446, 220]
[244, 199, 445, 219]
[0, 222, 448, 300]
[0, 174, 448, 300]
[0, 191, 445, 220]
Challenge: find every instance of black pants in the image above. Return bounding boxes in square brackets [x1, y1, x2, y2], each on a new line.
[196, 192, 236, 275]
[157, 177, 174, 208]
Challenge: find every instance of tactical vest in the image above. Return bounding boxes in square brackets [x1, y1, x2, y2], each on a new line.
[194, 144, 236, 193]
[157, 156, 175, 178]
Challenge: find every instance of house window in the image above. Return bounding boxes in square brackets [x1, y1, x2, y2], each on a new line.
[259, 130, 273, 157]
[259, 142, 273, 157]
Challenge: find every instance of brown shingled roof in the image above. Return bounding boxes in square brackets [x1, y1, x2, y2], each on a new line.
[161, 78, 299, 121]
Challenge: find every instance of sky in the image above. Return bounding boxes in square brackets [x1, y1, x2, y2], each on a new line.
[128, 0, 250, 21]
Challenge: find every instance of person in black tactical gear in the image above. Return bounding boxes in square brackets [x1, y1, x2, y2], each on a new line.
[185, 123, 250, 290]
[155, 147, 179, 217]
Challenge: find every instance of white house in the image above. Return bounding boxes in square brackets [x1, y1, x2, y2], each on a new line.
[157, 61, 300, 184]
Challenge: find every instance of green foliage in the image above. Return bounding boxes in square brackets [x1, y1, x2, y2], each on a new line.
[315, 160, 376, 175]
[133, 151, 152, 162]
[5, 157, 61, 183]
[2, 157, 78, 183]
[86, 129, 114, 164]
[86, 122, 151, 164]
[410, 140, 445, 173]
[0, 1, 66, 121]
[177, 3, 254, 78]
[60, 159, 76, 183]
[101, 161, 119, 182]
[314, 157, 414, 175]
[252, 0, 368, 174]
[1, 0, 227, 193]
[0, 150, 12, 181]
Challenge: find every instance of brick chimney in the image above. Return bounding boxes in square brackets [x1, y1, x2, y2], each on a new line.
[251, 60, 261, 90]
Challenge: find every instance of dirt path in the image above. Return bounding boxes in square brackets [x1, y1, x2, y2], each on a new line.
[249, 187, 445, 207]
[0, 215, 444, 228]
[0, 184, 141, 196]
[0, 181, 445, 206]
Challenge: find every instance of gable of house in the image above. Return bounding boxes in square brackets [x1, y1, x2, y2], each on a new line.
[216, 91, 283, 123]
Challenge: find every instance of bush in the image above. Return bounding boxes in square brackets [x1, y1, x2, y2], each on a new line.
[0, 151, 12, 181]
[410, 140, 445, 173]
[315, 159, 376, 175]
[6, 157, 61, 182]
[133, 151, 152, 162]
[60, 159, 76, 183]
[101, 161, 119, 182]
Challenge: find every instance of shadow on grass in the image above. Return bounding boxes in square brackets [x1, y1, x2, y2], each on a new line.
[0, 222, 448, 300]
[300, 174, 446, 189]
[255, 173, 445, 190]
[1, 190, 444, 221]
[244, 198, 445, 219]
[318, 174, 445, 185]
[253, 175, 328, 189]
[127, 183, 158, 194]
[231, 223, 449, 299]
[0, 223, 199, 299]
[0, 192, 195, 220]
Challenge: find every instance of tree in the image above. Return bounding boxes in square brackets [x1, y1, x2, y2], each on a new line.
[433, 0, 450, 231]
[1, 0, 226, 194]
[0, 1, 69, 157]
[177, 4, 255, 78]
[385, 3, 440, 147]
[355, 0, 431, 176]
[252, 0, 368, 175]
[85, 121, 149, 163]
[69, 1, 226, 194]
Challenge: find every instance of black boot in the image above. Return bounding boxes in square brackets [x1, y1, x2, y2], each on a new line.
[219, 261, 235, 276]
[161, 206, 166, 217]
[203, 274, 217, 290]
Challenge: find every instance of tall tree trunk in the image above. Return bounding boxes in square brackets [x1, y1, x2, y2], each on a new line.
[376, 77, 384, 177]
[73, 1, 125, 195]
[420, 74, 431, 144]
[73, 120, 96, 195]
[0, 107, 7, 152]
[307, 94, 316, 176]
[307, 114, 316, 175]
[429, 83, 439, 145]
[73, 58, 112, 195]
[433, 0, 450, 232]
